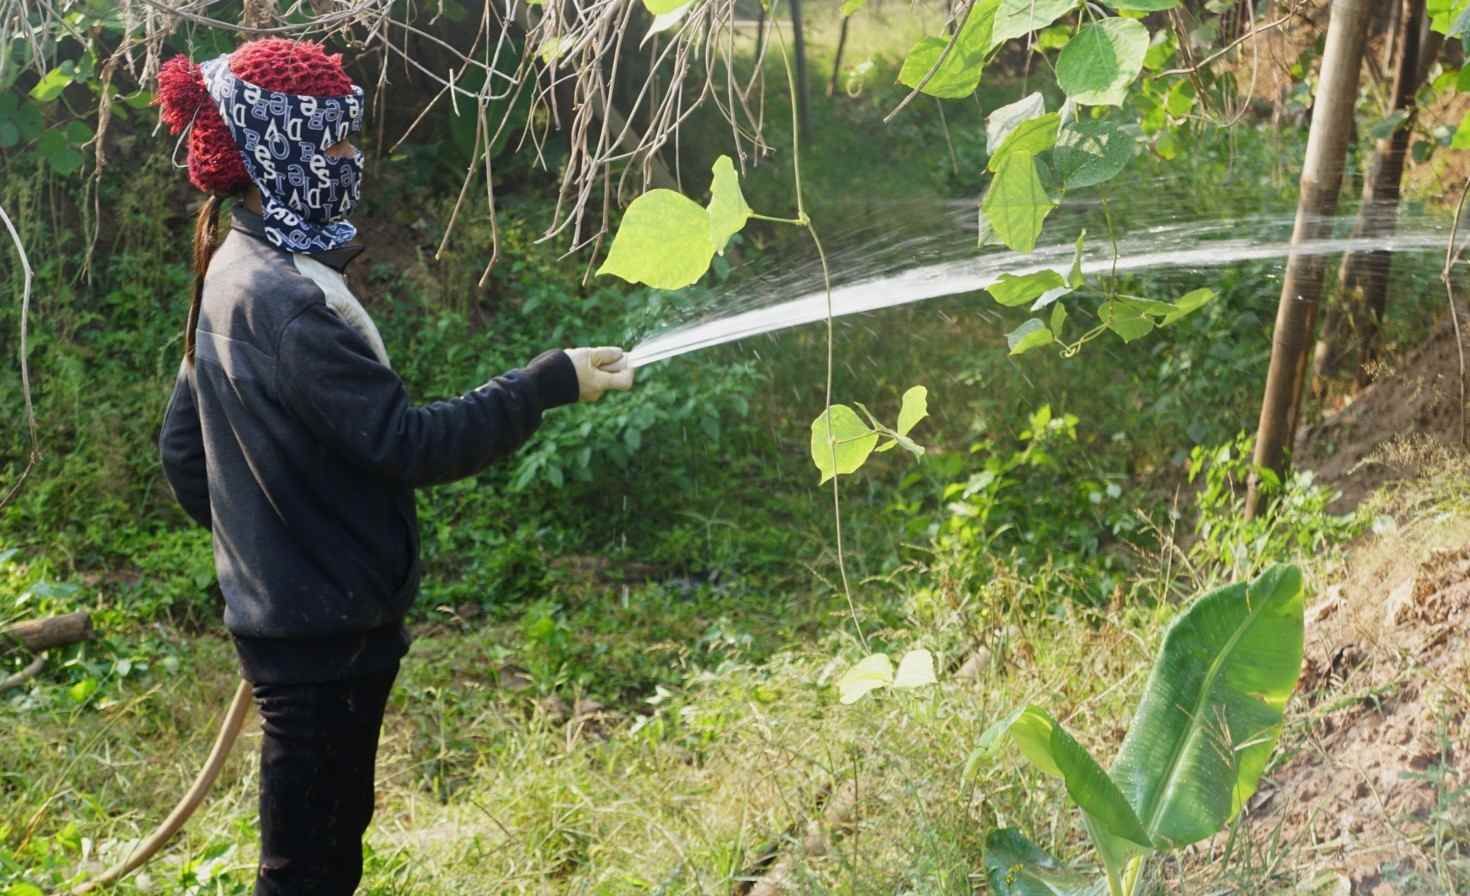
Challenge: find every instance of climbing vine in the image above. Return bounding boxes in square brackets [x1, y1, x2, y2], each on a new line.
[595, 0, 1226, 662]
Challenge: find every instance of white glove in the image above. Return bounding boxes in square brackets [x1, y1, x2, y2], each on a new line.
[566, 346, 635, 402]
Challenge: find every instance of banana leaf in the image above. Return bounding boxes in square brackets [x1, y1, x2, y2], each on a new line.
[980, 706, 1152, 850]
[985, 828, 1107, 896]
[1109, 563, 1305, 847]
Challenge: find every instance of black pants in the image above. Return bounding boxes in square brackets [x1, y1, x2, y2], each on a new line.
[251, 664, 398, 896]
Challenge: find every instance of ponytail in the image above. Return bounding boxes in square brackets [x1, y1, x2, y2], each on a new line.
[186, 193, 223, 365]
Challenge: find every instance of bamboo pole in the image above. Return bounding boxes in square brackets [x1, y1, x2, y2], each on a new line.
[1313, 0, 1432, 389]
[1246, 0, 1371, 519]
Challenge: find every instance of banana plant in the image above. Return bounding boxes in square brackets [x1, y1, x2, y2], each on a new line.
[977, 563, 1305, 896]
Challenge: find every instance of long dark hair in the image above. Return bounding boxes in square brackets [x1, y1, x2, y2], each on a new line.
[186, 193, 224, 365]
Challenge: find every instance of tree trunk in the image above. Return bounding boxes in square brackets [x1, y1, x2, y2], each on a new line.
[1311, 0, 1428, 390]
[828, 15, 851, 97]
[789, 0, 810, 139]
[1246, 0, 1370, 520]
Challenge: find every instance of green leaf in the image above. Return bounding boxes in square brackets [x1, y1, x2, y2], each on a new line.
[121, 89, 156, 110]
[1109, 0, 1180, 10]
[707, 155, 751, 255]
[1053, 115, 1136, 189]
[1006, 318, 1054, 356]
[13, 100, 43, 139]
[29, 65, 73, 102]
[1100, 300, 1154, 342]
[841, 0, 868, 13]
[1164, 79, 1197, 118]
[1161, 287, 1216, 325]
[810, 404, 880, 484]
[642, 0, 692, 14]
[983, 706, 1153, 848]
[990, 0, 1078, 50]
[37, 130, 84, 175]
[897, 0, 1001, 99]
[983, 150, 1056, 253]
[1430, 0, 1470, 38]
[988, 113, 1060, 172]
[598, 190, 714, 290]
[7, 883, 47, 896]
[896, 385, 929, 436]
[988, 270, 1067, 307]
[65, 120, 93, 144]
[1056, 18, 1149, 106]
[1453, 110, 1470, 150]
[646, 6, 691, 39]
[1143, 30, 1177, 71]
[0, 121, 17, 148]
[893, 649, 937, 688]
[838, 653, 893, 704]
[68, 677, 99, 703]
[1050, 300, 1068, 336]
[984, 829, 1103, 896]
[1068, 230, 1086, 287]
[1110, 565, 1306, 848]
[987, 92, 1046, 155]
[538, 35, 569, 64]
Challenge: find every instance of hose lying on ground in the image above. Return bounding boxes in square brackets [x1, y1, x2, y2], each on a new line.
[69, 679, 253, 895]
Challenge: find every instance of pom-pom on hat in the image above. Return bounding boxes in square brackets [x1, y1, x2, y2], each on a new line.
[155, 39, 355, 195]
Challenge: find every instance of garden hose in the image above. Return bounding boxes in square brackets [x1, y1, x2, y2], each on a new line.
[68, 679, 252, 895]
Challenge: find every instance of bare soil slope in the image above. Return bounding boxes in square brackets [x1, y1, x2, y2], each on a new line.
[1245, 519, 1470, 893]
[1297, 316, 1470, 510]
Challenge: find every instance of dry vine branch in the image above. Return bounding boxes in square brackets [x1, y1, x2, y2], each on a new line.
[0, 651, 46, 692]
[4, 0, 773, 256]
[0, 202, 39, 512]
[1442, 177, 1470, 447]
[1156, 9, 1303, 78]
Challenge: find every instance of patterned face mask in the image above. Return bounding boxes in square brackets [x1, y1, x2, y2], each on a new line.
[200, 55, 365, 253]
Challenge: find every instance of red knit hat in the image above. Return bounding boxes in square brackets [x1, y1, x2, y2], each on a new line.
[156, 40, 355, 195]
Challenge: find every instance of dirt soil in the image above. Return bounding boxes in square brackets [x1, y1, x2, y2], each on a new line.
[1297, 316, 1470, 511]
[1243, 521, 1470, 894]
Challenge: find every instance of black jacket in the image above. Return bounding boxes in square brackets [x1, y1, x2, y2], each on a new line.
[159, 209, 579, 684]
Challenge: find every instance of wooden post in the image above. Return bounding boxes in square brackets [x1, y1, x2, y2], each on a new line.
[1246, 0, 1370, 519]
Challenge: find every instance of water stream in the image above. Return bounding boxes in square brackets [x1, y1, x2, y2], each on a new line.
[626, 207, 1452, 369]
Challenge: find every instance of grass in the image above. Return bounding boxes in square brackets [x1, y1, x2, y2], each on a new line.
[8, 459, 1464, 895]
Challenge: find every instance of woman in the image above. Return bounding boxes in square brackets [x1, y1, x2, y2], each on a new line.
[155, 38, 632, 895]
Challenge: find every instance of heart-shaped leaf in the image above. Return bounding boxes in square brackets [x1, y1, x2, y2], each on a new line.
[988, 270, 1068, 307]
[984, 150, 1056, 253]
[810, 404, 880, 484]
[1056, 18, 1149, 106]
[893, 649, 937, 688]
[898, 0, 1001, 98]
[896, 385, 929, 436]
[987, 92, 1047, 155]
[838, 653, 894, 704]
[707, 155, 752, 255]
[598, 189, 714, 290]
[1007, 318, 1054, 356]
[990, 0, 1078, 50]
